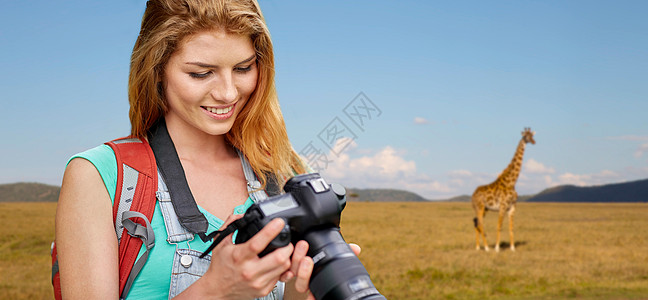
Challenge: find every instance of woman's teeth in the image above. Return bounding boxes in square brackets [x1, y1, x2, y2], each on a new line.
[205, 106, 233, 115]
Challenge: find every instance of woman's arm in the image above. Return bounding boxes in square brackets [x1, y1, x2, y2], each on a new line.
[55, 158, 120, 299]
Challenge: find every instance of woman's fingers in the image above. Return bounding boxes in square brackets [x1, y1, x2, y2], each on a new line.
[255, 242, 294, 281]
[238, 218, 286, 260]
[349, 243, 361, 256]
[293, 256, 314, 293]
[291, 241, 309, 274]
[233, 218, 293, 285]
[289, 240, 313, 293]
[279, 240, 309, 284]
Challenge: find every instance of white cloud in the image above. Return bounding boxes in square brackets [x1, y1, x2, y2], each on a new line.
[449, 169, 473, 177]
[413, 117, 429, 125]
[553, 170, 621, 187]
[310, 138, 450, 199]
[556, 172, 588, 186]
[443, 163, 626, 197]
[543, 175, 553, 187]
[301, 138, 638, 199]
[515, 168, 623, 194]
[605, 136, 648, 161]
[446, 169, 500, 195]
[523, 158, 555, 174]
[634, 143, 648, 158]
[318, 139, 416, 180]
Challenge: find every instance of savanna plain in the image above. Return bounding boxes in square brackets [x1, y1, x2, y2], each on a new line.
[1, 201, 647, 299]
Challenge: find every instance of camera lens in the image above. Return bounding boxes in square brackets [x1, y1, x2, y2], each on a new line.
[305, 228, 386, 300]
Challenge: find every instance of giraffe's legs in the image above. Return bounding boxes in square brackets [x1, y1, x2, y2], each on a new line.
[508, 205, 516, 251]
[495, 207, 507, 252]
[475, 208, 489, 251]
[474, 217, 481, 250]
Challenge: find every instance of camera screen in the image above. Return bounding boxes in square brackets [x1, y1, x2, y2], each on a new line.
[259, 195, 298, 216]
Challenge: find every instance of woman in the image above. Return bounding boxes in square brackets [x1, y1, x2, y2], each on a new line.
[55, 0, 358, 299]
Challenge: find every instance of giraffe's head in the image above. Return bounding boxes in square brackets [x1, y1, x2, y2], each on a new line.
[522, 127, 536, 144]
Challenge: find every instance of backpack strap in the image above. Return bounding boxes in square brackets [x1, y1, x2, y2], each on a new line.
[52, 137, 157, 300]
[106, 137, 157, 300]
[51, 242, 62, 300]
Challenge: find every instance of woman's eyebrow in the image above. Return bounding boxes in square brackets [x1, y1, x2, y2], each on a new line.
[236, 54, 256, 65]
[185, 54, 256, 68]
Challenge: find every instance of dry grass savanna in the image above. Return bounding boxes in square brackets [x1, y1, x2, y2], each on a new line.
[1, 202, 647, 299]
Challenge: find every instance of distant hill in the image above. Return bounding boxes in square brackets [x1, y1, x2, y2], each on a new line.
[0, 182, 427, 203]
[345, 188, 428, 202]
[439, 179, 648, 203]
[4, 178, 646, 203]
[526, 178, 648, 203]
[444, 195, 471, 202]
[0, 182, 60, 202]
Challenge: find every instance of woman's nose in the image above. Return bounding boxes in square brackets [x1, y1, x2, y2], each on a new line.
[210, 72, 237, 103]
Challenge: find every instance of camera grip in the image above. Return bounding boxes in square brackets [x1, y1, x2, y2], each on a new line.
[235, 216, 292, 257]
[259, 220, 291, 257]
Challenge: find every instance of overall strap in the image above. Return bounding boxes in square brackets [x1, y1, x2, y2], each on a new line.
[237, 149, 284, 200]
[156, 170, 194, 243]
[237, 148, 270, 203]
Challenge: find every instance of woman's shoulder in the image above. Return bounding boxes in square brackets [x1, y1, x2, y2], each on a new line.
[68, 143, 118, 202]
[70, 144, 116, 162]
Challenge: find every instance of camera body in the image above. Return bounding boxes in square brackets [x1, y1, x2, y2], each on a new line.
[235, 173, 386, 300]
[235, 173, 346, 256]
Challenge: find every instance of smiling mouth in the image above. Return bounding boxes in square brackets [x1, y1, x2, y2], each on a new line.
[202, 105, 233, 115]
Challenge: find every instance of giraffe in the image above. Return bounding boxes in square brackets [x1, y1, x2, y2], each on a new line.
[472, 127, 535, 252]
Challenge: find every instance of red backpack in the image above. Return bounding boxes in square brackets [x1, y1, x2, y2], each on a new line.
[51, 137, 158, 300]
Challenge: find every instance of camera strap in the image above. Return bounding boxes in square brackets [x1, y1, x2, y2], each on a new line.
[199, 210, 262, 258]
[148, 120, 210, 239]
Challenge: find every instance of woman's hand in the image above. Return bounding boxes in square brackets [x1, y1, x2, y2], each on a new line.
[175, 217, 293, 299]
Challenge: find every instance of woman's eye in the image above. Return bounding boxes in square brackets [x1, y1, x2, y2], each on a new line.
[189, 71, 211, 79]
[235, 65, 253, 73]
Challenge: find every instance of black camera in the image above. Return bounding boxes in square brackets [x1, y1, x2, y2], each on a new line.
[235, 173, 386, 300]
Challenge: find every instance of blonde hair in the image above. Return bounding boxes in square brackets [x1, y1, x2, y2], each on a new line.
[128, 0, 306, 186]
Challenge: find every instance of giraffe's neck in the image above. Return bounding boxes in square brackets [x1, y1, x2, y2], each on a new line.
[497, 139, 526, 188]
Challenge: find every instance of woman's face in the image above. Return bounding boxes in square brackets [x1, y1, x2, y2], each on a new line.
[163, 29, 258, 137]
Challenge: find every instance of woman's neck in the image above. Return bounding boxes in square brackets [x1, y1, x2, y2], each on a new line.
[164, 116, 235, 163]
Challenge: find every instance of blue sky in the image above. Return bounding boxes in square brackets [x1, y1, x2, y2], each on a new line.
[1, 1, 647, 199]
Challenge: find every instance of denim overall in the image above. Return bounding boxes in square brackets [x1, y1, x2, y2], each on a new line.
[156, 150, 284, 299]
